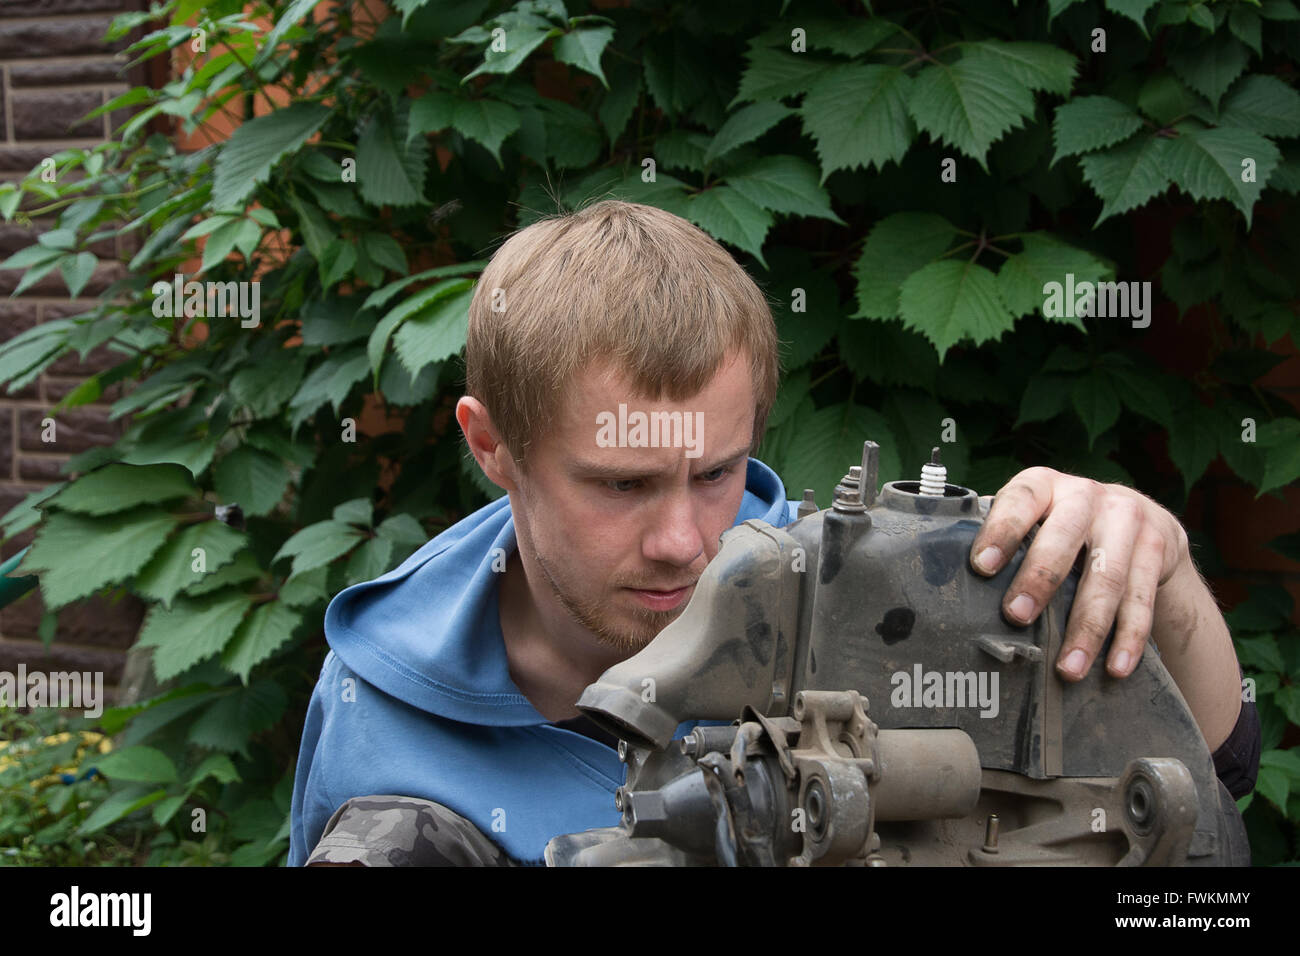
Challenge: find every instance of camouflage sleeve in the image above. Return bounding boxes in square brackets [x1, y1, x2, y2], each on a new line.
[305, 795, 514, 867]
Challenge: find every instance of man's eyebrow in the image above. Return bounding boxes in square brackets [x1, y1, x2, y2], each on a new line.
[570, 446, 751, 479]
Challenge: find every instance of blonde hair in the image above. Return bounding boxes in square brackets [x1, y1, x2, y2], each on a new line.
[464, 199, 781, 469]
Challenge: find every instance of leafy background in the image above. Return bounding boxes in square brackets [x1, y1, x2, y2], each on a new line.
[0, 0, 1298, 865]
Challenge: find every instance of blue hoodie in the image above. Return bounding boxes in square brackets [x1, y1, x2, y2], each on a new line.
[288, 457, 800, 866]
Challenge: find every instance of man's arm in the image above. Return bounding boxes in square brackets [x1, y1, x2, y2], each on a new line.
[1150, 555, 1244, 752]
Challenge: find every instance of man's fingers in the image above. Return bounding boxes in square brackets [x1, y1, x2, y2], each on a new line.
[1055, 496, 1143, 679]
[1103, 524, 1164, 679]
[970, 470, 1055, 575]
[1001, 486, 1095, 626]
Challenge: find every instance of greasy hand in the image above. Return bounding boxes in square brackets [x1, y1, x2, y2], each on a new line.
[969, 467, 1189, 681]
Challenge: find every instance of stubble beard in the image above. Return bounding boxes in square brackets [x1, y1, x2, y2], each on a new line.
[532, 544, 681, 656]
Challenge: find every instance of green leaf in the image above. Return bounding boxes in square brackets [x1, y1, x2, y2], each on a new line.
[705, 101, 794, 164]
[1256, 418, 1300, 495]
[683, 186, 774, 267]
[1167, 404, 1219, 494]
[1168, 32, 1251, 109]
[1050, 96, 1145, 166]
[44, 462, 195, 516]
[75, 785, 167, 835]
[151, 794, 185, 827]
[802, 64, 914, 179]
[463, 21, 557, 82]
[221, 600, 305, 683]
[187, 680, 288, 756]
[1217, 75, 1300, 139]
[1255, 765, 1290, 810]
[135, 589, 255, 681]
[356, 104, 429, 208]
[17, 508, 178, 608]
[721, 155, 843, 224]
[1236, 633, 1287, 673]
[897, 259, 1016, 361]
[319, 239, 358, 290]
[731, 45, 834, 107]
[333, 498, 373, 527]
[852, 212, 957, 319]
[392, 284, 475, 377]
[1161, 127, 1279, 227]
[344, 535, 396, 583]
[1078, 134, 1173, 224]
[254, 0, 324, 65]
[213, 446, 292, 517]
[1106, 0, 1160, 35]
[278, 564, 330, 607]
[956, 40, 1077, 96]
[1229, 4, 1263, 55]
[288, 194, 333, 261]
[187, 752, 241, 789]
[230, 350, 308, 418]
[1070, 374, 1122, 448]
[58, 252, 97, 299]
[996, 232, 1110, 327]
[185, 550, 263, 597]
[907, 48, 1038, 171]
[409, 92, 521, 165]
[1103, 363, 1174, 430]
[211, 102, 330, 212]
[553, 25, 613, 87]
[91, 745, 178, 784]
[134, 519, 248, 608]
[376, 512, 428, 548]
[361, 233, 408, 276]
[289, 347, 370, 428]
[272, 520, 365, 577]
[368, 278, 475, 384]
[780, 401, 901, 501]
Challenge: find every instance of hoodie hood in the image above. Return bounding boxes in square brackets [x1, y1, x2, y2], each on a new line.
[323, 457, 795, 727]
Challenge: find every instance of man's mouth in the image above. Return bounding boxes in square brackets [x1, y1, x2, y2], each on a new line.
[624, 582, 695, 611]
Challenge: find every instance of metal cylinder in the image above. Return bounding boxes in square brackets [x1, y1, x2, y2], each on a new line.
[870, 729, 982, 821]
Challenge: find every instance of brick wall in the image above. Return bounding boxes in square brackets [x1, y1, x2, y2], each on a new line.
[0, 0, 158, 705]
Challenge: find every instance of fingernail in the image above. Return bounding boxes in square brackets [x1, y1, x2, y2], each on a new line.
[1112, 650, 1130, 674]
[1009, 593, 1035, 621]
[1062, 649, 1086, 677]
[976, 546, 1002, 573]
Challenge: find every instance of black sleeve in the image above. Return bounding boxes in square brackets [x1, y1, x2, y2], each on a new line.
[1211, 699, 1261, 800]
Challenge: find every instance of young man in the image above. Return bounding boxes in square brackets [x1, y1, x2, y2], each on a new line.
[288, 200, 1258, 867]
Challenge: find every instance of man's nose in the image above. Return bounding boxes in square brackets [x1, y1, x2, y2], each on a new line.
[642, 487, 705, 568]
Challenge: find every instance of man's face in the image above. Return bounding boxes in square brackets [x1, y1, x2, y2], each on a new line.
[509, 349, 755, 655]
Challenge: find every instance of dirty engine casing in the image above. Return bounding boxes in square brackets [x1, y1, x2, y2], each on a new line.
[544, 441, 1250, 867]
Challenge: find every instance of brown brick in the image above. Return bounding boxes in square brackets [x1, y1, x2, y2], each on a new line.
[0, 638, 125, 686]
[17, 406, 119, 454]
[0, 146, 62, 175]
[12, 90, 103, 141]
[0, 0, 134, 15]
[9, 60, 132, 87]
[0, 18, 130, 59]
[45, 341, 128, 378]
[1, 583, 142, 651]
[17, 454, 65, 483]
[0, 408, 11, 482]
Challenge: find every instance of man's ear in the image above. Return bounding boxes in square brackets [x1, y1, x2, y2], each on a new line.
[456, 396, 520, 493]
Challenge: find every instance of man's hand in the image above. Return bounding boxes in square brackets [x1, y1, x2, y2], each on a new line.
[968, 466, 1190, 682]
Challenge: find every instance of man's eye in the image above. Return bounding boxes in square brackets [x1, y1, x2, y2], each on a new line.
[605, 479, 642, 493]
[699, 466, 731, 483]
